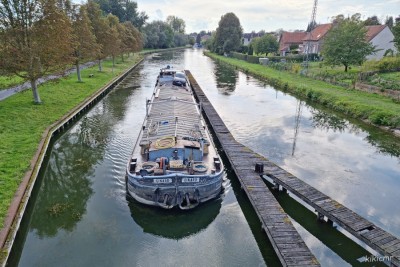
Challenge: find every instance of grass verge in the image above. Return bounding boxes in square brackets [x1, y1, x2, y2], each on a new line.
[205, 52, 400, 129]
[0, 54, 142, 229]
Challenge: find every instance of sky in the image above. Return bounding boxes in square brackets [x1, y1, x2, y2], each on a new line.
[136, 0, 400, 33]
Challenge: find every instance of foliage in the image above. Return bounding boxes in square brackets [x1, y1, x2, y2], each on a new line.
[0, 55, 142, 231]
[142, 21, 174, 49]
[72, 5, 100, 82]
[392, 22, 400, 52]
[92, 0, 148, 29]
[366, 73, 400, 91]
[362, 56, 400, 72]
[173, 32, 189, 47]
[0, 0, 75, 103]
[363, 15, 381, 26]
[385, 16, 394, 29]
[251, 34, 279, 56]
[166, 15, 185, 33]
[212, 13, 243, 55]
[322, 14, 376, 72]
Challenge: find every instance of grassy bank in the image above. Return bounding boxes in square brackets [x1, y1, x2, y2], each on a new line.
[0, 54, 142, 229]
[206, 52, 400, 129]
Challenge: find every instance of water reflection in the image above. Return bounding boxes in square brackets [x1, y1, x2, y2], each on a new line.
[309, 108, 400, 157]
[127, 195, 222, 240]
[291, 100, 304, 156]
[214, 63, 238, 94]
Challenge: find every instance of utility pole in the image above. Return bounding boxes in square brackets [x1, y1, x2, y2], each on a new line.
[304, 0, 318, 70]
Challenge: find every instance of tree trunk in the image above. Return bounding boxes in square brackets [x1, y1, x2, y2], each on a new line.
[112, 56, 115, 73]
[76, 60, 82, 82]
[344, 65, 348, 72]
[98, 59, 102, 72]
[31, 79, 41, 104]
[121, 53, 124, 62]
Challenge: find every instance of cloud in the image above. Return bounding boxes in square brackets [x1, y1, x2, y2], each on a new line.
[136, 0, 400, 33]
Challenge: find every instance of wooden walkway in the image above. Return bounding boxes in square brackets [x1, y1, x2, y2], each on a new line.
[187, 71, 400, 267]
[265, 165, 400, 266]
[187, 71, 320, 267]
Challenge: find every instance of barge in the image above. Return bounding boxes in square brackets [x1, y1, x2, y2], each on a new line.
[126, 67, 224, 210]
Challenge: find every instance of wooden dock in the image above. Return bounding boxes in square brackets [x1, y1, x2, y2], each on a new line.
[187, 71, 400, 267]
[187, 71, 320, 267]
[265, 164, 400, 266]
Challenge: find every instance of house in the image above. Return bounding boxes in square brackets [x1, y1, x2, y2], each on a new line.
[242, 32, 264, 46]
[278, 31, 307, 56]
[302, 23, 332, 55]
[365, 25, 396, 60]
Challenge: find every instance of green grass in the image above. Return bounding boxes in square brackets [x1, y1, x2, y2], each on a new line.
[0, 76, 25, 90]
[206, 52, 400, 128]
[0, 54, 142, 229]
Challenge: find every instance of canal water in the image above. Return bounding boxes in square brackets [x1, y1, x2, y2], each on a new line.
[8, 49, 400, 267]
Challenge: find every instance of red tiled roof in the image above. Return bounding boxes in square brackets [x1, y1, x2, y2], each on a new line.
[303, 23, 332, 41]
[279, 31, 307, 51]
[365, 25, 386, 41]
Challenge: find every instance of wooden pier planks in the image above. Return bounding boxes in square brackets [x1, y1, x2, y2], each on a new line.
[187, 71, 320, 267]
[265, 163, 400, 266]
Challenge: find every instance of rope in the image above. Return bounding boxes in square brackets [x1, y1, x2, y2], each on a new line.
[154, 136, 176, 149]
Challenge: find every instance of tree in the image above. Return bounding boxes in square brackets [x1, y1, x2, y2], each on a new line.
[392, 19, 400, 52]
[213, 12, 243, 55]
[106, 14, 122, 70]
[166, 15, 185, 33]
[0, 0, 74, 103]
[72, 5, 100, 82]
[93, 0, 148, 29]
[251, 34, 278, 56]
[86, 0, 113, 72]
[385, 16, 394, 29]
[364, 15, 381, 26]
[321, 14, 375, 72]
[173, 32, 188, 47]
[142, 21, 174, 49]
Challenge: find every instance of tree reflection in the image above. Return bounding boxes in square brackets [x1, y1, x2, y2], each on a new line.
[310, 108, 354, 133]
[310, 108, 400, 158]
[214, 63, 238, 94]
[29, 105, 119, 237]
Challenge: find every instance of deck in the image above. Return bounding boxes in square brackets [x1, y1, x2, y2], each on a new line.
[186, 70, 400, 267]
[187, 71, 320, 267]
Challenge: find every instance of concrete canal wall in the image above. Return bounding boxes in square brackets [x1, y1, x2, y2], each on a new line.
[0, 59, 144, 267]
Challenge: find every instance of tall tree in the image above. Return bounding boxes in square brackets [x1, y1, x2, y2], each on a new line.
[106, 14, 122, 70]
[86, 0, 112, 72]
[251, 34, 278, 56]
[142, 21, 173, 49]
[385, 16, 394, 29]
[123, 21, 142, 55]
[72, 5, 99, 82]
[93, 0, 147, 29]
[364, 15, 381, 26]
[166, 15, 185, 33]
[213, 12, 243, 55]
[322, 14, 375, 72]
[392, 18, 400, 52]
[0, 0, 74, 103]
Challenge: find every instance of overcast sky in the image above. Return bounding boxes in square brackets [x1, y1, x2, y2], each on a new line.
[136, 0, 400, 33]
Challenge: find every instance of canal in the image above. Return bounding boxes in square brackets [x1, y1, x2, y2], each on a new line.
[8, 49, 400, 266]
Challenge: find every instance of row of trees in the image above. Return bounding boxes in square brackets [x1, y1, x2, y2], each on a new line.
[0, 0, 144, 103]
[142, 16, 189, 49]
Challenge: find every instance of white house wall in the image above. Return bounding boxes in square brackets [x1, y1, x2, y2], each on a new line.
[367, 27, 396, 60]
